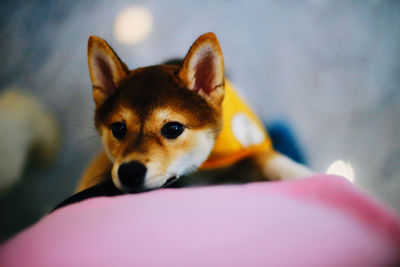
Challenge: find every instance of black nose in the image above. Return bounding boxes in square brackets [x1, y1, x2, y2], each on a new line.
[118, 161, 147, 189]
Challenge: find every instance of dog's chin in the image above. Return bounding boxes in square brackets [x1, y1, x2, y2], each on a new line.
[143, 175, 180, 190]
[116, 185, 149, 194]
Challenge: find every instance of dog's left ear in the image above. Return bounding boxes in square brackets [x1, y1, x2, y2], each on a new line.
[178, 32, 225, 106]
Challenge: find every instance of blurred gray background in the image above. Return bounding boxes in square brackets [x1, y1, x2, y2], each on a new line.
[0, 0, 399, 241]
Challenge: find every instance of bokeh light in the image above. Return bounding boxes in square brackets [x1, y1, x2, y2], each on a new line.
[327, 159, 355, 183]
[113, 5, 153, 45]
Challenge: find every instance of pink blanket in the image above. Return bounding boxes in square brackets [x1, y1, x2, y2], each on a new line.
[1, 175, 399, 266]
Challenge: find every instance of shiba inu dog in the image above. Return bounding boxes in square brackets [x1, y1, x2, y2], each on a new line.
[77, 32, 312, 193]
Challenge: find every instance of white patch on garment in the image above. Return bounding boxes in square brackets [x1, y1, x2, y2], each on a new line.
[232, 112, 264, 147]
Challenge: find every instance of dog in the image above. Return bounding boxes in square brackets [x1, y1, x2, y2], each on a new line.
[77, 32, 312, 193]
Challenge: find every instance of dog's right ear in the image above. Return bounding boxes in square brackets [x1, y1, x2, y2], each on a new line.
[178, 33, 225, 107]
[87, 36, 129, 106]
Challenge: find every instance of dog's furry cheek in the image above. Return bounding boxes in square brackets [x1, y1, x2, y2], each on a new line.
[166, 129, 216, 176]
[100, 128, 115, 163]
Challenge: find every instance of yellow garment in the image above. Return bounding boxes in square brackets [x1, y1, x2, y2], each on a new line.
[200, 80, 272, 169]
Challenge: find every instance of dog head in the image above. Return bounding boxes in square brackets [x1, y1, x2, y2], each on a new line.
[87, 33, 225, 192]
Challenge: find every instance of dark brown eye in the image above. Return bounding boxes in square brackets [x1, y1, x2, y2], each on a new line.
[161, 122, 184, 139]
[111, 122, 126, 140]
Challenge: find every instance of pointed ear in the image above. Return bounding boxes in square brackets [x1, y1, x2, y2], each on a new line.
[178, 32, 225, 106]
[87, 36, 129, 106]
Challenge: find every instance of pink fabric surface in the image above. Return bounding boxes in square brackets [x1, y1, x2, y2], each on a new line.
[1, 175, 399, 266]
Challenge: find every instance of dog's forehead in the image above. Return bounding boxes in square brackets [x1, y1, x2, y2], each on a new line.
[95, 65, 219, 129]
[110, 105, 137, 123]
[121, 66, 217, 125]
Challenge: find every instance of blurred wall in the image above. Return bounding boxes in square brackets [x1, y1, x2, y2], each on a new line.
[0, 0, 399, 241]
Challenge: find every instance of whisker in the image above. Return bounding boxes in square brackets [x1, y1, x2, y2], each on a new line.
[71, 124, 97, 130]
[87, 170, 110, 185]
[162, 176, 179, 188]
[72, 135, 99, 145]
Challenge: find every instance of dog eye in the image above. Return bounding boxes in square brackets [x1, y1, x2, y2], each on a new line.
[111, 122, 127, 140]
[161, 122, 184, 139]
